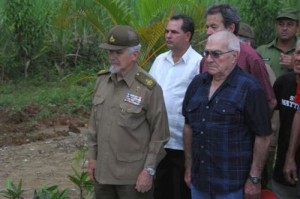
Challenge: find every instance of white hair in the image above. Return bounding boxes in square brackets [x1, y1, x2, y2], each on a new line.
[127, 44, 142, 54]
[207, 30, 240, 52]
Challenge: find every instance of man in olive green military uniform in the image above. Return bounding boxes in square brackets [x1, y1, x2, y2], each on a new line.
[257, 8, 299, 78]
[238, 22, 276, 85]
[87, 25, 170, 199]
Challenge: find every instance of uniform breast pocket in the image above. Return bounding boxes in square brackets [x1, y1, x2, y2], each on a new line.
[118, 103, 145, 130]
[92, 96, 105, 121]
[212, 100, 241, 125]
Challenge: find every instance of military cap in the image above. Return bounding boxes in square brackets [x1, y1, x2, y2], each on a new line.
[238, 22, 254, 39]
[99, 25, 140, 50]
[276, 8, 299, 21]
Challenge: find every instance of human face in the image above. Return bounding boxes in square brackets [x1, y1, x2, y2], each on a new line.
[206, 13, 236, 36]
[165, 19, 191, 51]
[205, 39, 238, 78]
[107, 48, 138, 75]
[293, 45, 300, 75]
[206, 13, 226, 36]
[276, 19, 299, 41]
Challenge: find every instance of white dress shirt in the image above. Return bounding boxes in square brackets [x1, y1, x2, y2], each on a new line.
[149, 46, 202, 150]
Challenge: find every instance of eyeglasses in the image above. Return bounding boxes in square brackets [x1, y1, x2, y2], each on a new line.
[203, 50, 234, 59]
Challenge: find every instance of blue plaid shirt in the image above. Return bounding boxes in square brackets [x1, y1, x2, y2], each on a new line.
[182, 66, 271, 194]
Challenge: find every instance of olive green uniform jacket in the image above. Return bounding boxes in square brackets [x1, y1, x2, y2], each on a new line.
[257, 38, 297, 78]
[88, 64, 170, 185]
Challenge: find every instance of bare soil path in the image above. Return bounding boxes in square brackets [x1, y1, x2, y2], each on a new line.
[0, 106, 90, 199]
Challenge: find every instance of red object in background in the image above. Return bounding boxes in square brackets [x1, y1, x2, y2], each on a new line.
[295, 78, 300, 104]
[261, 189, 277, 199]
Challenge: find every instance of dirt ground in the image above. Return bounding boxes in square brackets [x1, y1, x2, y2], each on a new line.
[0, 105, 91, 199]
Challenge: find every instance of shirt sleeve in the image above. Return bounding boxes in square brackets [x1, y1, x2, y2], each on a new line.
[87, 78, 102, 160]
[144, 85, 170, 168]
[245, 85, 272, 136]
[182, 76, 201, 125]
[87, 109, 97, 160]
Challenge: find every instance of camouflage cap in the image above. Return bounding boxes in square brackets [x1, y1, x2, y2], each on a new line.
[238, 22, 254, 39]
[99, 25, 140, 50]
[276, 8, 299, 21]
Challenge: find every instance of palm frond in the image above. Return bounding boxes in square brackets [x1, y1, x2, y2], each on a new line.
[93, 0, 134, 25]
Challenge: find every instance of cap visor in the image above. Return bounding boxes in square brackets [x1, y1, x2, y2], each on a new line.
[99, 43, 127, 50]
[276, 16, 298, 21]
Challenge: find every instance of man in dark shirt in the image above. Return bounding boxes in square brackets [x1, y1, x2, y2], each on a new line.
[183, 31, 272, 199]
[199, 4, 276, 110]
[277, 40, 300, 199]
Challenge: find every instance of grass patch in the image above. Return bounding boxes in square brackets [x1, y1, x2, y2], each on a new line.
[0, 74, 95, 121]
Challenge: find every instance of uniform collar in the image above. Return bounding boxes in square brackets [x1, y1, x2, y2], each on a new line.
[110, 64, 139, 87]
[267, 37, 297, 52]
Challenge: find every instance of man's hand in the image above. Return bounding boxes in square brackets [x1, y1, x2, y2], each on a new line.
[283, 157, 298, 184]
[135, 169, 153, 193]
[244, 179, 261, 199]
[87, 159, 96, 180]
[184, 167, 191, 188]
[280, 53, 293, 69]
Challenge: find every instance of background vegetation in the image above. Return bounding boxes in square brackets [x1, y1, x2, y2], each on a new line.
[0, 0, 299, 198]
[0, 0, 299, 119]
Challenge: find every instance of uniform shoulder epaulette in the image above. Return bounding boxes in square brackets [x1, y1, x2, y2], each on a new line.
[97, 69, 110, 76]
[135, 72, 156, 90]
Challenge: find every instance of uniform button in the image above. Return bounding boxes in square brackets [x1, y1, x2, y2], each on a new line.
[201, 145, 204, 149]
[222, 109, 226, 113]
[200, 131, 204, 134]
[202, 118, 206, 122]
[206, 106, 209, 109]
[201, 160, 204, 163]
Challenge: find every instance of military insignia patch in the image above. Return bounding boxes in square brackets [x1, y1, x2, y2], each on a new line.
[97, 69, 110, 76]
[135, 72, 156, 90]
[109, 35, 115, 43]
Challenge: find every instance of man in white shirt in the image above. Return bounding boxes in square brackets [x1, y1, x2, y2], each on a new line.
[149, 14, 202, 199]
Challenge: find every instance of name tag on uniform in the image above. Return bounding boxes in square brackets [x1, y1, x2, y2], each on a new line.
[124, 93, 142, 106]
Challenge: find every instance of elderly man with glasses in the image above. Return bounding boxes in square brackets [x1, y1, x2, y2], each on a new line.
[183, 31, 272, 199]
[199, 4, 276, 111]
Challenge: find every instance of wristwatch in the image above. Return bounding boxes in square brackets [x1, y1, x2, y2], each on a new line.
[146, 168, 156, 176]
[248, 175, 261, 184]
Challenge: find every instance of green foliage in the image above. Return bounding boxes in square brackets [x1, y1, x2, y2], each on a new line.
[0, 179, 25, 199]
[238, 0, 283, 47]
[2, 0, 52, 78]
[0, 77, 93, 120]
[70, 0, 206, 69]
[33, 185, 68, 199]
[0, 0, 299, 81]
[68, 145, 94, 198]
[73, 146, 89, 166]
[68, 167, 93, 199]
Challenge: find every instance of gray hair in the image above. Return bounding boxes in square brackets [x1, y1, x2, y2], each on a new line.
[207, 31, 240, 52]
[127, 44, 142, 54]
